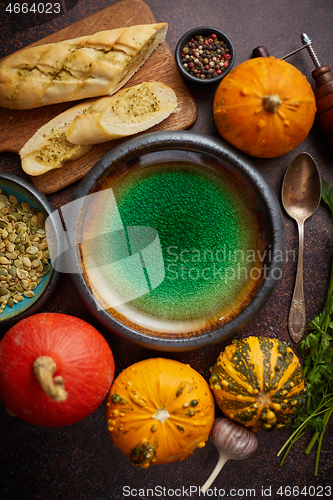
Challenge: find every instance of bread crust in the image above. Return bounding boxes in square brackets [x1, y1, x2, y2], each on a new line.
[19, 100, 94, 175]
[19, 81, 177, 176]
[66, 81, 177, 144]
[0, 23, 168, 109]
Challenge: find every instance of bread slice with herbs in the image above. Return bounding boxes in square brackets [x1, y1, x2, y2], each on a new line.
[0, 23, 168, 109]
[19, 81, 177, 176]
[66, 81, 177, 144]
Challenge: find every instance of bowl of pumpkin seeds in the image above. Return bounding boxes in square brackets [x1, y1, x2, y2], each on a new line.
[0, 172, 60, 327]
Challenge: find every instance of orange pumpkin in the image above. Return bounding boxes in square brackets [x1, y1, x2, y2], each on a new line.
[106, 358, 215, 468]
[213, 56, 316, 158]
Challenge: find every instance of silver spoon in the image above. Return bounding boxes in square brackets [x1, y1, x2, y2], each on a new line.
[281, 153, 322, 343]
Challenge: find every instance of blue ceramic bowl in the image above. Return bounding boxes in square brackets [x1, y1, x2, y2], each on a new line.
[0, 172, 60, 328]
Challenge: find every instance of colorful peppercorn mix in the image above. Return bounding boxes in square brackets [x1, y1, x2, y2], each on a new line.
[180, 33, 231, 80]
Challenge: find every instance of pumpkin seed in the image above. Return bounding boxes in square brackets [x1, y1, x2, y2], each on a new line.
[39, 242, 48, 251]
[27, 246, 38, 254]
[16, 206, 25, 216]
[6, 252, 17, 260]
[21, 280, 30, 290]
[8, 266, 17, 277]
[12, 294, 23, 302]
[22, 257, 31, 268]
[5, 239, 15, 251]
[21, 201, 30, 212]
[0, 190, 51, 313]
[9, 195, 18, 205]
[42, 264, 50, 274]
[16, 268, 28, 279]
[7, 297, 14, 308]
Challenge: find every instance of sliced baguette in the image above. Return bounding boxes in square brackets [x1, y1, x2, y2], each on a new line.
[0, 23, 167, 109]
[20, 81, 177, 176]
[66, 81, 177, 144]
[19, 100, 93, 176]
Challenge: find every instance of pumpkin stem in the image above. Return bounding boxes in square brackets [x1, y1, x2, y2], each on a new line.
[263, 94, 282, 113]
[33, 356, 68, 402]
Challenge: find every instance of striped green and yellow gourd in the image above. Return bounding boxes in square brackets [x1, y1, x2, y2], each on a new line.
[209, 336, 307, 431]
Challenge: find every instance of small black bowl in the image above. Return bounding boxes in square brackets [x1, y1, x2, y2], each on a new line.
[175, 27, 235, 84]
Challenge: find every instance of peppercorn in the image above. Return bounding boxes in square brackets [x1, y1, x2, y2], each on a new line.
[180, 33, 231, 80]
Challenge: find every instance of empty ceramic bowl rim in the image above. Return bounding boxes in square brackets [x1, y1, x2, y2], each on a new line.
[0, 171, 61, 328]
[71, 131, 285, 351]
[175, 26, 235, 83]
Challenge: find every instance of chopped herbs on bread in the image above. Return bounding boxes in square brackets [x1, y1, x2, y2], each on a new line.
[19, 81, 177, 176]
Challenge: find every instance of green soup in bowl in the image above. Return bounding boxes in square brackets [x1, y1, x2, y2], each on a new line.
[69, 131, 285, 351]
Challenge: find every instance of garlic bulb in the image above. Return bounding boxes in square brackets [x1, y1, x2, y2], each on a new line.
[202, 417, 259, 493]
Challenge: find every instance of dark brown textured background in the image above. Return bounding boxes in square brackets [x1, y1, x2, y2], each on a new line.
[0, 1, 333, 499]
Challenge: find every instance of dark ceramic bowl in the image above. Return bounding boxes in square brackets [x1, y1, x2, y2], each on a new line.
[175, 27, 235, 84]
[0, 172, 60, 329]
[70, 131, 285, 352]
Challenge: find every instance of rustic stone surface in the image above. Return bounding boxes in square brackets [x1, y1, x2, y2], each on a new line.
[1, 0, 333, 498]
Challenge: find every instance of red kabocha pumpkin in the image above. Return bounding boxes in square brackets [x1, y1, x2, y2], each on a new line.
[0, 313, 115, 426]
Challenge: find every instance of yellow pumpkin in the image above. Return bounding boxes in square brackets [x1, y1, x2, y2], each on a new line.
[106, 357, 215, 468]
[210, 336, 307, 431]
[213, 56, 316, 158]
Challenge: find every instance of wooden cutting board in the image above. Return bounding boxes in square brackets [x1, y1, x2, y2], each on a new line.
[0, 0, 197, 194]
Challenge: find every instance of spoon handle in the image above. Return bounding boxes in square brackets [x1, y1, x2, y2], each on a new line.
[288, 220, 306, 343]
